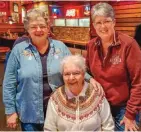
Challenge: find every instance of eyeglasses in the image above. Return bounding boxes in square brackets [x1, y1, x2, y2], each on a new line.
[29, 25, 47, 31]
[63, 71, 82, 78]
[94, 20, 113, 27]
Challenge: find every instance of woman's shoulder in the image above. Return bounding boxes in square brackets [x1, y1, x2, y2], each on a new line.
[50, 86, 64, 100]
[49, 38, 69, 52]
[88, 37, 97, 44]
[49, 86, 67, 108]
[117, 32, 136, 46]
[14, 37, 29, 45]
[50, 38, 65, 46]
[87, 37, 99, 49]
[13, 39, 29, 49]
[11, 40, 29, 54]
[87, 83, 105, 101]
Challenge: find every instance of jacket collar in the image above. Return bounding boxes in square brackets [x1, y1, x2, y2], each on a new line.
[25, 37, 55, 50]
[65, 81, 88, 100]
[94, 31, 121, 47]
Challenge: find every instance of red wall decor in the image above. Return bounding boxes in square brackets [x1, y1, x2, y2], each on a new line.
[0, 1, 8, 12]
[64, 6, 83, 18]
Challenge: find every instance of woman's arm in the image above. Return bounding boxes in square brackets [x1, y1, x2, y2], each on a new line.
[3, 48, 19, 128]
[121, 39, 141, 130]
[3, 48, 18, 115]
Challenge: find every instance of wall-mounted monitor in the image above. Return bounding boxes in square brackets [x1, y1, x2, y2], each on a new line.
[54, 19, 65, 26]
[79, 18, 90, 27]
[66, 19, 78, 27]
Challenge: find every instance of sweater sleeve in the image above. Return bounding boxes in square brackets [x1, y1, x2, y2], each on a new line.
[100, 98, 115, 131]
[125, 39, 141, 120]
[44, 97, 58, 131]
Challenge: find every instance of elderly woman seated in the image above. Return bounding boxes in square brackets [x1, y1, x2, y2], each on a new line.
[44, 54, 115, 131]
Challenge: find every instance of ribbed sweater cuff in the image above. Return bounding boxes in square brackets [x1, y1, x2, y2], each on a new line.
[125, 110, 136, 120]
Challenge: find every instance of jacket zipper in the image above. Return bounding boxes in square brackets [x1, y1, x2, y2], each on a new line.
[76, 96, 80, 130]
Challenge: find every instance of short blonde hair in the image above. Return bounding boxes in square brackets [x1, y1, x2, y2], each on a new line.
[60, 54, 86, 74]
[23, 8, 49, 30]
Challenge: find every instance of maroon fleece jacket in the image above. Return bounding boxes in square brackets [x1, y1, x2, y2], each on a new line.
[86, 32, 141, 120]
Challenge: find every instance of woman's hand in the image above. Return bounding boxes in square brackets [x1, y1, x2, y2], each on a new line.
[120, 116, 139, 131]
[6, 112, 18, 129]
[90, 78, 104, 94]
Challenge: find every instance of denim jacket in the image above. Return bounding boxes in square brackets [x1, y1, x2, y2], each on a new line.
[3, 38, 72, 123]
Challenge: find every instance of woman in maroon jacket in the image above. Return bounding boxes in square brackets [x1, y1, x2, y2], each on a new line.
[87, 2, 141, 131]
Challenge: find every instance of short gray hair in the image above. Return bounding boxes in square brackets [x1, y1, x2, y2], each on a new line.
[23, 8, 49, 30]
[91, 2, 115, 22]
[60, 54, 86, 74]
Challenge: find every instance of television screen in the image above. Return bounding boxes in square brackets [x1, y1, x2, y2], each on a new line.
[54, 19, 65, 26]
[66, 19, 78, 27]
[79, 18, 90, 27]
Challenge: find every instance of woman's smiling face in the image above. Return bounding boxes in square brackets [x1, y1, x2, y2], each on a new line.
[93, 16, 115, 40]
[27, 17, 49, 42]
[63, 63, 85, 95]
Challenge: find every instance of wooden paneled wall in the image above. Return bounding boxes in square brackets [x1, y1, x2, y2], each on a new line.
[90, 1, 141, 38]
[111, 1, 141, 37]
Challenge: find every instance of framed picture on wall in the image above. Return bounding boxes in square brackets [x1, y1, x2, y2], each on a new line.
[13, 3, 18, 13]
[12, 13, 19, 23]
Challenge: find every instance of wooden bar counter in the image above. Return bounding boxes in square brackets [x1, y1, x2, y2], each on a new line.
[0, 23, 24, 35]
[53, 26, 90, 47]
[59, 38, 88, 46]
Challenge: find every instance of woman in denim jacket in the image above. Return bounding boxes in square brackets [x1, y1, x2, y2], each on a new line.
[3, 8, 101, 131]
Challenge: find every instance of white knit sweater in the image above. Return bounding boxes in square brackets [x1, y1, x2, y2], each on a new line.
[44, 82, 115, 131]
